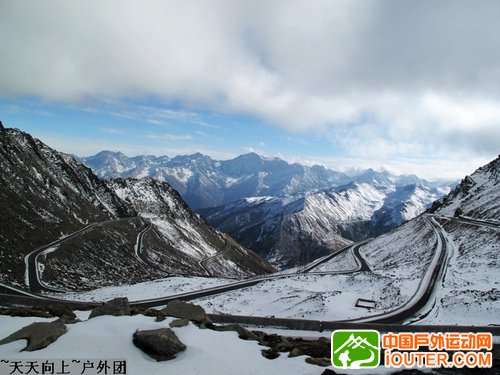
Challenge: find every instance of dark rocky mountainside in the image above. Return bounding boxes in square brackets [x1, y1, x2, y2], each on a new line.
[0, 125, 274, 290]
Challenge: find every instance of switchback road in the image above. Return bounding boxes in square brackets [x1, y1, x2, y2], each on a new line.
[24, 223, 97, 293]
[340, 215, 449, 324]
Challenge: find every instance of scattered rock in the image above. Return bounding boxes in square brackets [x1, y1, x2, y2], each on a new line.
[47, 307, 78, 323]
[161, 299, 210, 324]
[155, 315, 167, 322]
[211, 323, 260, 340]
[142, 308, 161, 318]
[261, 348, 280, 360]
[0, 321, 67, 351]
[321, 369, 337, 375]
[89, 297, 130, 319]
[0, 307, 52, 318]
[169, 319, 189, 328]
[288, 347, 303, 358]
[133, 328, 186, 361]
[305, 356, 331, 367]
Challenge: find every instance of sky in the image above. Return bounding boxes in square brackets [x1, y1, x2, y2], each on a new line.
[0, 1, 499, 181]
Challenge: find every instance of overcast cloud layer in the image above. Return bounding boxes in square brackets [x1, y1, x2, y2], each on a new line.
[1, 0, 499, 168]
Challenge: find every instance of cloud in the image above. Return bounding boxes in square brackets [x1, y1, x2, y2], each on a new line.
[0, 0, 499, 163]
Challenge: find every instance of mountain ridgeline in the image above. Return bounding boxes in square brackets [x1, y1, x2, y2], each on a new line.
[0, 125, 274, 290]
[83, 150, 455, 268]
[81, 151, 353, 209]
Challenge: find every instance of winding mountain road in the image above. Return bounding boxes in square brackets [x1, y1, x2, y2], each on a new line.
[25, 218, 153, 293]
[10, 213, 462, 327]
[197, 244, 231, 276]
[24, 223, 97, 293]
[436, 214, 500, 230]
[134, 221, 153, 264]
[340, 215, 449, 323]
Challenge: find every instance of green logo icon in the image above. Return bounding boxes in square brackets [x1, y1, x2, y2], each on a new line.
[331, 330, 380, 369]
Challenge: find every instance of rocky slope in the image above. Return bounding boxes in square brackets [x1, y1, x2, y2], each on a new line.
[107, 178, 275, 277]
[202, 176, 448, 268]
[0, 123, 135, 286]
[430, 155, 500, 220]
[0, 124, 274, 290]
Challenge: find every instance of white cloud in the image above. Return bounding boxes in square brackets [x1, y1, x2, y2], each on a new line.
[0, 0, 499, 165]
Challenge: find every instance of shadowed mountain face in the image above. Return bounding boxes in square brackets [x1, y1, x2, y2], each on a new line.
[0, 125, 274, 290]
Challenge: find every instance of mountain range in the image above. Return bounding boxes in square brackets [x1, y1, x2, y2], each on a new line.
[81, 151, 353, 209]
[193, 155, 499, 326]
[0, 124, 274, 291]
[82, 150, 455, 268]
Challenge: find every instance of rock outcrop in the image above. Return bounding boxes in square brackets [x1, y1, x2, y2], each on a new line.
[133, 328, 186, 361]
[0, 321, 67, 351]
[89, 297, 130, 319]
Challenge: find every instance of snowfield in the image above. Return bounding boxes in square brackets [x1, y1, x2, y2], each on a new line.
[194, 272, 419, 321]
[49, 277, 234, 303]
[0, 315, 319, 375]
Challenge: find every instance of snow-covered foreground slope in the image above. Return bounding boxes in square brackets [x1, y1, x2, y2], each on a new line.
[0, 315, 319, 375]
[194, 218, 434, 321]
[414, 217, 499, 325]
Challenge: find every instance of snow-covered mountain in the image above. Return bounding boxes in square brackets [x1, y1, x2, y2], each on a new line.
[430, 154, 500, 220]
[193, 156, 499, 327]
[81, 150, 454, 268]
[201, 175, 448, 268]
[0, 124, 274, 290]
[106, 178, 275, 277]
[358, 155, 500, 324]
[81, 151, 352, 209]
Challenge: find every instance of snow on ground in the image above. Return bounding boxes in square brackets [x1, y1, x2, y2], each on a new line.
[312, 249, 358, 272]
[0, 314, 319, 375]
[195, 273, 418, 321]
[414, 220, 500, 326]
[50, 276, 233, 303]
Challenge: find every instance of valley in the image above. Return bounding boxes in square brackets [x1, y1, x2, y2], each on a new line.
[0, 124, 498, 373]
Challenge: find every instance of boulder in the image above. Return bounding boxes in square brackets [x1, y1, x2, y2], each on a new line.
[288, 347, 304, 358]
[0, 321, 67, 351]
[133, 328, 186, 361]
[89, 297, 130, 319]
[161, 300, 210, 324]
[261, 348, 280, 359]
[169, 319, 189, 328]
[305, 357, 331, 367]
[321, 369, 338, 375]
